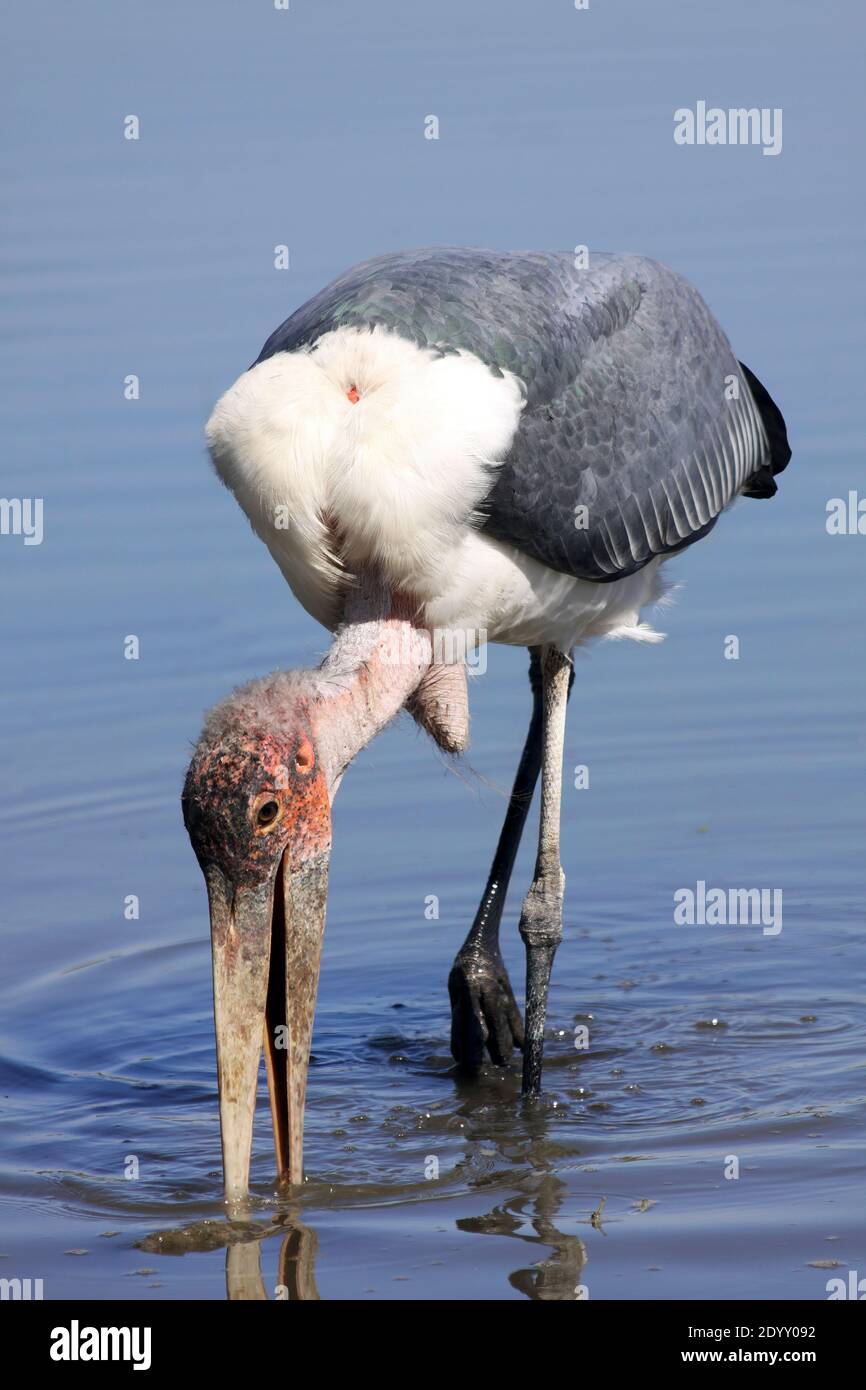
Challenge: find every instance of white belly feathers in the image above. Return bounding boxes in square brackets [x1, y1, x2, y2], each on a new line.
[205, 324, 666, 650]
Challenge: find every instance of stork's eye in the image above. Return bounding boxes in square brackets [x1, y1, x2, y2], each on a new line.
[255, 799, 281, 829]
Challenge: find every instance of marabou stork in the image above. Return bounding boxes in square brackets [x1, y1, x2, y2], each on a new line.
[182, 248, 790, 1203]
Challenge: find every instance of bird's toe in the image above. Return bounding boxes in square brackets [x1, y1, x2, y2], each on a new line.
[448, 951, 524, 1071]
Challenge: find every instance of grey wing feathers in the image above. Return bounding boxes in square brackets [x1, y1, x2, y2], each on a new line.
[256, 247, 789, 584]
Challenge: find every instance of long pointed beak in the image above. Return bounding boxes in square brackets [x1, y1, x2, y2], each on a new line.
[206, 850, 329, 1205]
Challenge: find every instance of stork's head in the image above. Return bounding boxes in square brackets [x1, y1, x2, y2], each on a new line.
[182, 672, 332, 1206]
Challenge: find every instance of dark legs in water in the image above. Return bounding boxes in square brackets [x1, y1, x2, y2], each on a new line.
[449, 644, 573, 1094]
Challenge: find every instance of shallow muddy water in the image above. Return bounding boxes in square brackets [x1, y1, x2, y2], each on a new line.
[1, 0, 863, 1299]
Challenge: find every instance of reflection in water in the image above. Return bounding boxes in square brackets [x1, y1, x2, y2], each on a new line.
[225, 1221, 320, 1301]
[143, 1180, 582, 1301]
[449, 1077, 588, 1299]
[132, 976, 863, 1300]
[140, 1120, 589, 1300]
[226, 1241, 268, 1301]
[460, 1172, 587, 1301]
[269, 1217, 321, 1302]
[139, 1208, 320, 1301]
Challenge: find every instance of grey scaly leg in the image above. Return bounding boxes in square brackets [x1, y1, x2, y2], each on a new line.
[519, 644, 573, 1096]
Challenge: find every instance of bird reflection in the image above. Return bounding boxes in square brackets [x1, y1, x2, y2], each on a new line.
[225, 1216, 320, 1301]
[139, 1207, 320, 1301]
[142, 1093, 590, 1300]
[450, 1063, 589, 1298]
[459, 1171, 587, 1300]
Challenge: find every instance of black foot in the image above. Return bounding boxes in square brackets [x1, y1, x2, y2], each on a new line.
[449, 946, 525, 1071]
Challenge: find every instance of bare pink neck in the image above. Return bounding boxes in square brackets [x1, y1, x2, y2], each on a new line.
[310, 577, 432, 797]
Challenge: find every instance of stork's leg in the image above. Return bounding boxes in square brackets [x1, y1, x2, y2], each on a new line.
[450, 648, 545, 1071]
[519, 644, 573, 1096]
